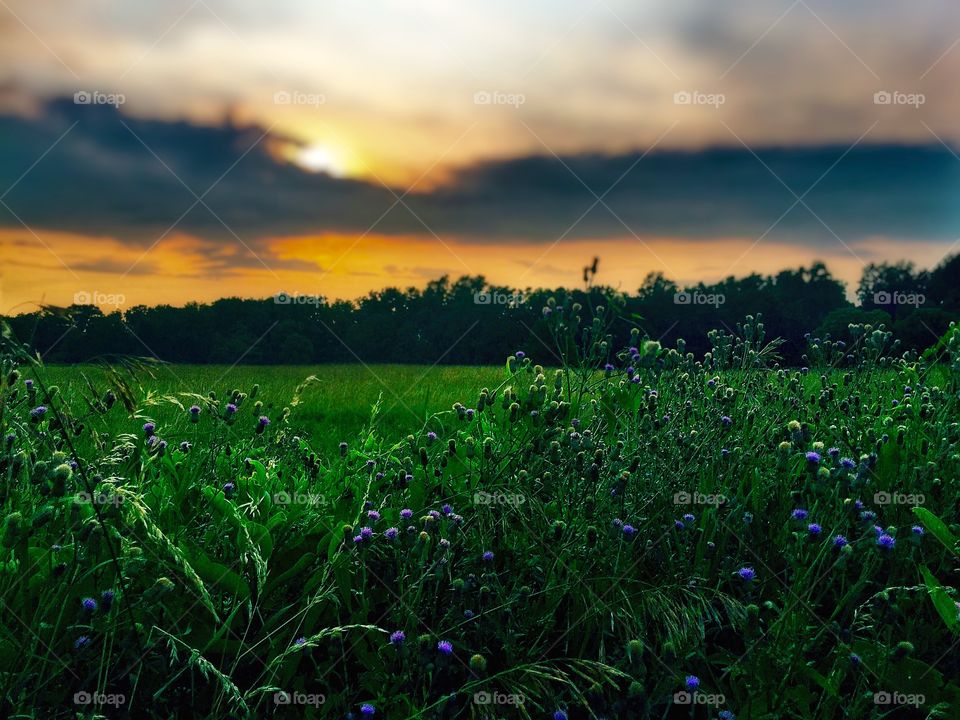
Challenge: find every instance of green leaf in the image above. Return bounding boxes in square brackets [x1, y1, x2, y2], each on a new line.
[913, 507, 959, 555]
[920, 565, 959, 633]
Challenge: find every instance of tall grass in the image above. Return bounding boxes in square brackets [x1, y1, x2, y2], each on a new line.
[1, 312, 959, 718]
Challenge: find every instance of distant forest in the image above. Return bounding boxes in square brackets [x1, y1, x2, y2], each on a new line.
[5, 256, 960, 366]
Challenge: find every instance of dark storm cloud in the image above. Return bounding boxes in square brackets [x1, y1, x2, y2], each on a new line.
[1, 99, 959, 248]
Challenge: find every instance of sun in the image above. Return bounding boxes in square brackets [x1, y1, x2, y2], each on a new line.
[294, 144, 347, 176]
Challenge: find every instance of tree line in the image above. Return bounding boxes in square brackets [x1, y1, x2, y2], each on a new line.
[5, 256, 959, 366]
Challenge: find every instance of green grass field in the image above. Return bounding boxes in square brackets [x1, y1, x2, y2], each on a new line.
[38, 364, 505, 456]
[5, 318, 960, 718]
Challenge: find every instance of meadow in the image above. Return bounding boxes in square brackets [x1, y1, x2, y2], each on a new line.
[2, 309, 960, 719]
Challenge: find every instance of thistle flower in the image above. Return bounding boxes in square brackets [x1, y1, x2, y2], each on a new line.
[682, 513, 695, 524]
[74, 635, 91, 650]
[437, 639, 453, 655]
[737, 567, 756, 582]
[721, 415, 732, 426]
[441, 503, 453, 515]
[805, 451, 821, 464]
[911, 525, 924, 536]
[30, 405, 47, 419]
[225, 403, 237, 414]
[389, 630, 405, 645]
[482, 550, 495, 562]
[807, 523, 822, 536]
[426, 431, 437, 444]
[400, 508, 413, 520]
[685, 675, 700, 691]
[360, 527, 373, 540]
[81, 597, 97, 613]
[223, 482, 235, 499]
[101, 590, 115, 611]
[833, 535, 848, 548]
[791, 508, 808, 520]
[877, 533, 896, 549]
[554, 712, 568, 720]
[360, 704, 376, 716]
[257, 416, 270, 433]
[367, 510, 381, 523]
[840, 457, 856, 470]
[142, 422, 155, 437]
[384, 527, 398, 540]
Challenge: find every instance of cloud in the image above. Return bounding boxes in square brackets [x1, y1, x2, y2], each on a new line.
[1, 99, 959, 252]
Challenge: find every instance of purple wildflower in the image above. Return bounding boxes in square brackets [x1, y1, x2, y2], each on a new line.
[142, 422, 155, 437]
[437, 640, 453, 655]
[400, 508, 413, 520]
[877, 534, 896, 549]
[81, 597, 97, 613]
[384, 527, 398, 540]
[807, 523, 822, 536]
[791, 508, 808, 521]
[833, 535, 848, 548]
[737, 567, 756, 582]
[30, 406, 47, 419]
[360, 704, 376, 716]
[74, 635, 91, 650]
[805, 451, 821, 464]
[482, 551, 495, 562]
[389, 630, 405, 645]
[685, 675, 700, 691]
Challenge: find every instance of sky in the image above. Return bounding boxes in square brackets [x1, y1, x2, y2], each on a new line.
[1, 0, 960, 313]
